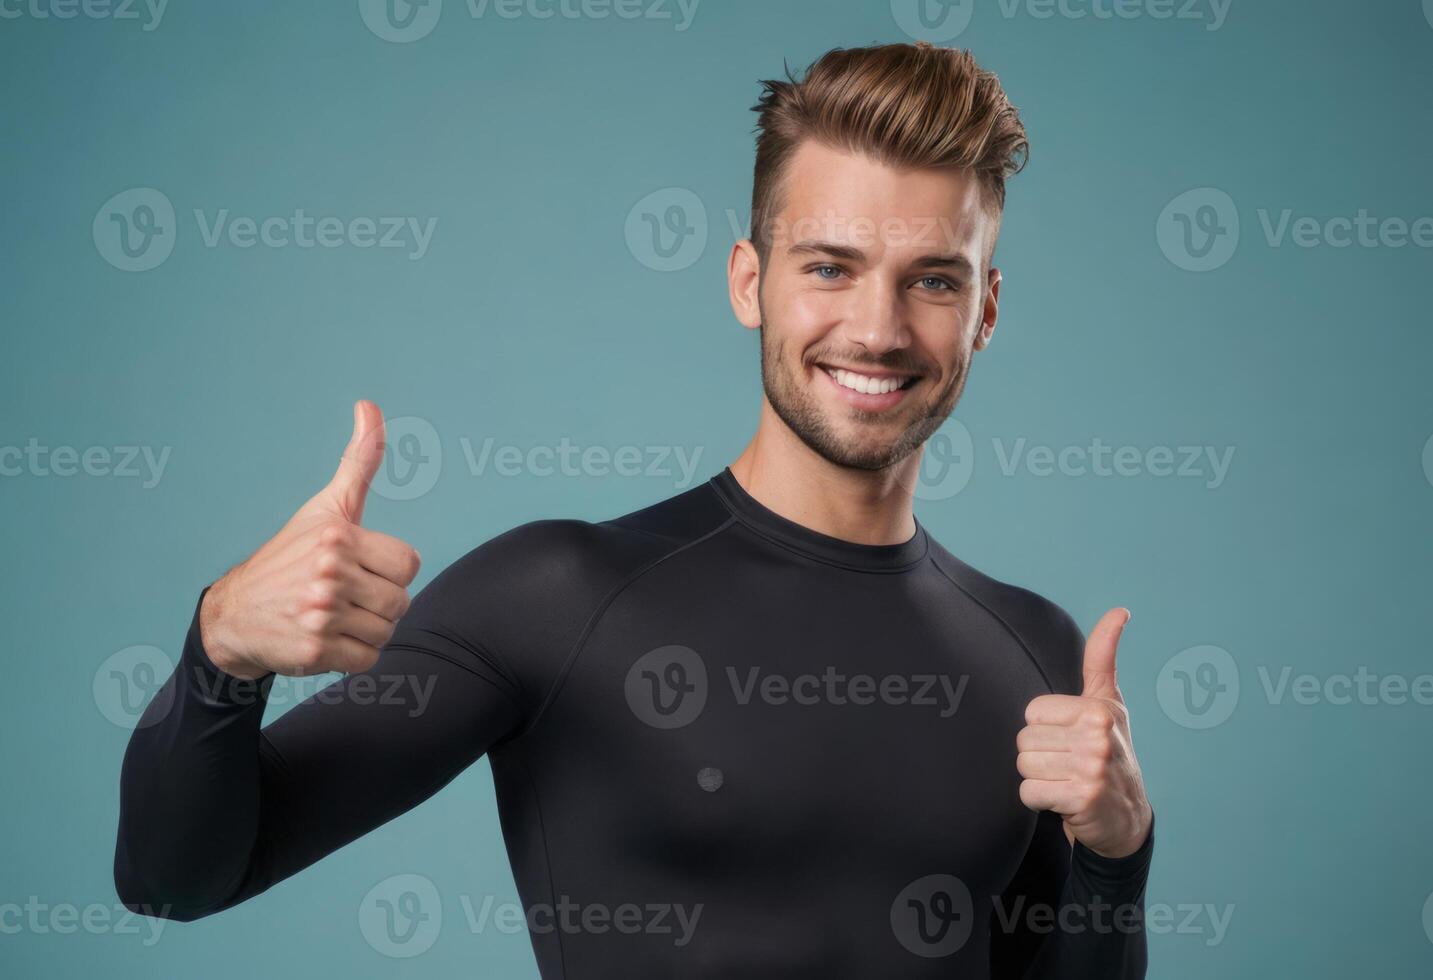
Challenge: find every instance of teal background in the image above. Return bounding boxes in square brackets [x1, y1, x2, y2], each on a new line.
[3, 1, 1432, 977]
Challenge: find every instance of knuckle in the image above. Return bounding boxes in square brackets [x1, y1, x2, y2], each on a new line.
[313, 548, 344, 580]
[318, 521, 351, 550]
[1082, 707, 1115, 731]
[306, 580, 340, 611]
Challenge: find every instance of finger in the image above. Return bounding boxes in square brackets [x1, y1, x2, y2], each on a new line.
[335, 602, 400, 649]
[1019, 778, 1080, 815]
[319, 633, 382, 675]
[1016, 751, 1075, 781]
[1016, 724, 1074, 753]
[339, 565, 412, 623]
[1025, 694, 1096, 727]
[351, 526, 422, 587]
[1081, 606, 1130, 701]
[325, 400, 386, 526]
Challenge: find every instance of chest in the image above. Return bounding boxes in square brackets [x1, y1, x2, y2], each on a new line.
[529, 565, 1050, 886]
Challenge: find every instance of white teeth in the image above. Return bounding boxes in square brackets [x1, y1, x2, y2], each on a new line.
[828, 368, 906, 395]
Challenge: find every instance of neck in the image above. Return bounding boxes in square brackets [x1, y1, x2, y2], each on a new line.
[727, 399, 921, 547]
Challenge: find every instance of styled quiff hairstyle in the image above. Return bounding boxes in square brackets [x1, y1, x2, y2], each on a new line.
[749, 41, 1029, 266]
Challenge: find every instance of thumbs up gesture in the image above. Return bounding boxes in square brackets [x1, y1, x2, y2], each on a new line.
[198, 401, 423, 680]
[1016, 608, 1153, 858]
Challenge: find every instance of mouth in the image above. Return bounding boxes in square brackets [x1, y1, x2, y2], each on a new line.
[815, 363, 922, 410]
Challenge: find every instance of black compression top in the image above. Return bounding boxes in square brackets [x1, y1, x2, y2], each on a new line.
[115, 467, 1154, 978]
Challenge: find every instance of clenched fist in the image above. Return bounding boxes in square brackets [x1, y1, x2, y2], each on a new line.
[1016, 607, 1153, 858]
[198, 400, 422, 680]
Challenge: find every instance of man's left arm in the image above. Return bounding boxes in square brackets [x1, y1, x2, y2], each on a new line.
[991, 607, 1156, 979]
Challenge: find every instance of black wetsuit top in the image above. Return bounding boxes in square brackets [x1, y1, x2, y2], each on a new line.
[115, 467, 1154, 978]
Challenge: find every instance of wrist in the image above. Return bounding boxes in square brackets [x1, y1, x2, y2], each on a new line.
[1086, 802, 1154, 860]
[199, 569, 269, 682]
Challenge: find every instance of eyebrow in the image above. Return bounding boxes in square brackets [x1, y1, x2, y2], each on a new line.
[786, 239, 976, 278]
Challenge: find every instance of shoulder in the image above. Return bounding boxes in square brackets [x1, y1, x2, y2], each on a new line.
[925, 537, 1085, 695]
[439, 479, 732, 599]
[404, 482, 732, 703]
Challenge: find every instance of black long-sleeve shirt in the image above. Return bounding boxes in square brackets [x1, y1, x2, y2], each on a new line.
[115, 466, 1154, 978]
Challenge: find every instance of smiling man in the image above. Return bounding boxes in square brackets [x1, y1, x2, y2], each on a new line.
[115, 41, 1154, 978]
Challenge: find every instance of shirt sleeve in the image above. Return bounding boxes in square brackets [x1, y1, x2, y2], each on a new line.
[989, 808, 1155, 979]
[113, 567, 527, 922]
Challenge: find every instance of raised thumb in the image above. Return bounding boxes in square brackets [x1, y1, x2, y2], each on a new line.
[1080, 607, 1130, 701]
[325, 400, 386, 525]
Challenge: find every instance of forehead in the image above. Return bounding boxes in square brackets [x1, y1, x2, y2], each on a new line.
[773, 139, 993, 260]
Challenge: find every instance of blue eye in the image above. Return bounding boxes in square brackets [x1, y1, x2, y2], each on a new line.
[917, 276, 953, 291]
[812, 264, 844, 280]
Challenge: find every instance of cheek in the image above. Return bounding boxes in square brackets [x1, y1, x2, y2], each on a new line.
[912, 307, 973, 368]
[773, 289, 842, 349]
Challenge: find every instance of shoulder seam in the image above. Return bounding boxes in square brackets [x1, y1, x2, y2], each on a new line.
[928, 557, 1058, 695]
[516, 515, 740, 738]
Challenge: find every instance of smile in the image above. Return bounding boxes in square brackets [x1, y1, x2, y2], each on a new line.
[822, 367, 919, 395]
[815, 363, 922, 411]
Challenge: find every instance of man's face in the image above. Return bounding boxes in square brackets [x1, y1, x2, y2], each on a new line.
[735, 140, 1001, 471]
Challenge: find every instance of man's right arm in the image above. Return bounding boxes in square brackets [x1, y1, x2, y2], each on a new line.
[113, 400, 528, 920]
[113, 579, 526, 920]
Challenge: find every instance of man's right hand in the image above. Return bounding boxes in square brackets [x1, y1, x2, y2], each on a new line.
[198, 400, 423, 680]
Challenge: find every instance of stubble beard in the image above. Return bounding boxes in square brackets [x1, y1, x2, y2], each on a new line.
[757, 308, 969, 473]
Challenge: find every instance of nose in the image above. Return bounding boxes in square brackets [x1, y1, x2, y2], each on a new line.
[841, 274, 911, 357]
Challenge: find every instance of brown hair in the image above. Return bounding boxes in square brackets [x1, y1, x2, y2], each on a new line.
[749, 41, 1029, 264]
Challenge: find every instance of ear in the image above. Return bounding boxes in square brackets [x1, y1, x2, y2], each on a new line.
[973, 266, 1001, 351]
[728, 238, 763, 330]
